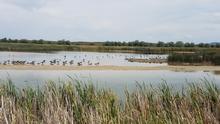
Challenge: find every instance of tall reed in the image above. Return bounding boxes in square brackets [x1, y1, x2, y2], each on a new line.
[0, 79, 220, 124]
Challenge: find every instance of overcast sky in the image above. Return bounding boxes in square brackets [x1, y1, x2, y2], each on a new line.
[0, 0, 220, 42]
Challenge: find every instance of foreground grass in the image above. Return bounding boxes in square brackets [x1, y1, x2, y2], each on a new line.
[0, 80, 220, 123]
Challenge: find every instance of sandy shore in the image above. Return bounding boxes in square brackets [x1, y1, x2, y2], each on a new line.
[0, 65, 220, 71]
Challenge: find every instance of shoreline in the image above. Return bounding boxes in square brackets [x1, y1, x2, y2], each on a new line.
[0, 65, 220, 71]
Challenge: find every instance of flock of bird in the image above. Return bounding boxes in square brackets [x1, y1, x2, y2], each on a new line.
[0, 59, 100, 66]
[126, 57, 167, 64]
[0, 54, 167, 66]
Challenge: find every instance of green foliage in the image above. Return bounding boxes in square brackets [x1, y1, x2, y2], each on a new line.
[175, 41, 184, 47]
[168, 53, 203, 63]
[104, 40, 220, 48]
[0, 38, 220, 54]
[168, 52, 220, 65]
[1, 38, 220, 48]
[212, 54, 220, 65]
[0, 80, 220, 123]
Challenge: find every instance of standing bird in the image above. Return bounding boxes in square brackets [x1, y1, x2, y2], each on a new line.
[69, 60, 74, 65]
[95, 62, 100, 66]
[41, 60, 46, 65]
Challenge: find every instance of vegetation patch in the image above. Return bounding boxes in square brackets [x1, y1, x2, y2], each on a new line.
[0, 80, 220, 123]
[168, 52, 220, 66]
[1, 38, 220, 54]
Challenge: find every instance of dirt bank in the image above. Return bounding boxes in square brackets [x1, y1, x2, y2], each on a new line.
[0, 65, 220, 71]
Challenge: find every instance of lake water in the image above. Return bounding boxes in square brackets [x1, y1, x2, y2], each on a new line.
[0, 70, 220, 95]
[0, 51, 219, 95]
[0, 51, 168, 66]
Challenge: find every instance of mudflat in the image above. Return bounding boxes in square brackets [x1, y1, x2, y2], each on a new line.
[0, 65, 220, 71]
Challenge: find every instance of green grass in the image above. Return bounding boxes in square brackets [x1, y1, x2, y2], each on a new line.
[0, 79, 220, 123]
[168, 52, 220, 65]
[1, 42, 220, 54]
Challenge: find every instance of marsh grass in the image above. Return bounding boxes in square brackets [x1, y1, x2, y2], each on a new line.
[0, 79, 220, 123]
[1, 42, 220, 54]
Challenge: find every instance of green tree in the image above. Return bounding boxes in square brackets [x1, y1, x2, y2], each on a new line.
[175, 41, 184, 47]
[157, 41, 165, 47]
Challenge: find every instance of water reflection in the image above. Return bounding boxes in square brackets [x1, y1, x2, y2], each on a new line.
[0, 70, 219, 92]
[213, 71, 220, 75]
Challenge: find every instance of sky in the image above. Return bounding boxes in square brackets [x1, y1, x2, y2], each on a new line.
[0, 0, 220, 42]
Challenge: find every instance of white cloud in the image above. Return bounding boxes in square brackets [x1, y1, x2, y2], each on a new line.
[0, 0, 220, 42]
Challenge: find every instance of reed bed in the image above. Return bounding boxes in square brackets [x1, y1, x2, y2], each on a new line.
[1, 42, 220, 54]
[0, 80, 220, 124]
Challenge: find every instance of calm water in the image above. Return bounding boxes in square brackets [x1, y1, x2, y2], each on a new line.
[0, 51, 168, 66]
[0, 51, 220, 95]
[0, 70, 220, 95]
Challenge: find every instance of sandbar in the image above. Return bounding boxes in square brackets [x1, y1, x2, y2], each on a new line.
[0, 65, 220, 71]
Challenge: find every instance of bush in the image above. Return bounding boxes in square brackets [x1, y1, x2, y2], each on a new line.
[212, 54, 220, 65]
[168, 52, 220, 65]
[168, 53, 203, 63]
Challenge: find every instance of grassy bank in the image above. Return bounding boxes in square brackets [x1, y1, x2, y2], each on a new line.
[1, 42, 220, 54]
[0, 80, 220, 123]
[168, 52, 220, 65]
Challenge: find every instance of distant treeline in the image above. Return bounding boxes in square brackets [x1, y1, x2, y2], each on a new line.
[104, 40, 220, 48]
[1, 38, 220, 48]
[0, 38, 99, 46]
[168, 52, 220, 65]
